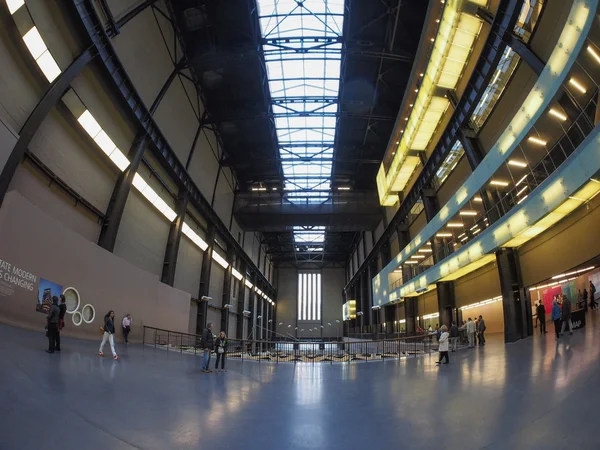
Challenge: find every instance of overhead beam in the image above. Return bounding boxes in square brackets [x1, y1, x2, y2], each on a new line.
[0, 47, 97, 205]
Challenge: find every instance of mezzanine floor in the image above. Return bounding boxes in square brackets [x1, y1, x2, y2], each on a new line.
[1, 315, 599, 450]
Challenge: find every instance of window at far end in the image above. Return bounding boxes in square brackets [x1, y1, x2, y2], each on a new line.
[298, 272, 321, 321]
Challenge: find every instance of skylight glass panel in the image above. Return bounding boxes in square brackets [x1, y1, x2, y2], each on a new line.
[257, 0, 344, 213]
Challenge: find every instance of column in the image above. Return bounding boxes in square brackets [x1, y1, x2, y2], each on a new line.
[496, 248, 532, 343]
[196, 224, 215, 334]
[235, 263, 246, 340]
[220, 249, 234, 335]
[405, 297, 419, 336]
[437, 281, 456, 328]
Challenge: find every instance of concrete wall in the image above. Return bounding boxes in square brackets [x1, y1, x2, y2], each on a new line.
[275, 268, 297, 337]
[322, 268, 344, 336]
[0, 191, 191, 343]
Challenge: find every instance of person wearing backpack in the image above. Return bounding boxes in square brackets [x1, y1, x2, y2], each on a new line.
[214, 331, 228, 372]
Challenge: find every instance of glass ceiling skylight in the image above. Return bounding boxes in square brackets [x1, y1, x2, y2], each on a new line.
[257, 0, 345, 208]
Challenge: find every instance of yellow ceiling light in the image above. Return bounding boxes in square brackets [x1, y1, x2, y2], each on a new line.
[473, 197, 483, 202]
[376, 0, 485, 206]
[508, 160, 527, 168]
[459, 210, 477, 216]
[528, 136, 547, 146]
[436, 232, 452, 237]
[516, 174, 528, 186]
[419, 248, 433, 253]
[505, 180, 600, 247]
[447, 222, 464, 227]
[549, 108, 568, 121]
[569, 78, 587, 94]
[490, 180, 509, 187]
[587, 45, 600, 64]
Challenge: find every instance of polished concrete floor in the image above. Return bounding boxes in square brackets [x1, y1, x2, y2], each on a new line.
[1, 316, 600, 450]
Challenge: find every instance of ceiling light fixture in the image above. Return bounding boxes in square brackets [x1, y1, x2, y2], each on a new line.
[447, 222, 464, 227]
[569, 78, 587, 94]
[490, 180, 509, 187]
[508, 160, 527, 168]
[587, 45, 600, 64]
[516, 186, 528, 196]
[459, 211, 477, 216]
[528, 136, 547, 146]
[517, 194, 528, 204]
[516, 174, 528, 186]
[436, 232, 452, 237]
[548, 108, 567, 121]
[473, 197, 483, 203]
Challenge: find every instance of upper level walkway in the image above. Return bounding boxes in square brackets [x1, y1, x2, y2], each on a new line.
[2, 314, 600, 450]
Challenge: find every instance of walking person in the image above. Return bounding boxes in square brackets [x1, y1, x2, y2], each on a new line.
[466, 317, 476, 348]
[583, 288, 589, 312]
[552, 299, 562, 339]
[201, 322, 214, 373]
[560, 296, 573, 335]
[99, 310, 120, 360]
[435, 325, 450, 365]
[590, 281, 598, 309]
[536, 301, 547, 334]
[477, 315, 486, 346]
[122, 314, 132, 345]
[45, 296, 60, 354]
[449, 322, 459, 352]
[214, 331, 228, 372]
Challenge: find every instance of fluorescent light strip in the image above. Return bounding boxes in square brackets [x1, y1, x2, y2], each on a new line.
[517, 194, 528, 204]
[182, 223, 209, 251]
[516, 186, 528, 196]
[490, 180, 509, 187]
[404, 261, 418, 264]
[551, 266, 595, 280]
[447, 222, 464, 227]
[516, 174, 528, 186]
[245, 279, 253, 289]
[569, 78, 586, 94]
[459, 211, 477, 216]
[508, 160, 527, 168]
[131, 173, 177, 222]
[418, 248, 433, 253]
[211, 251, 229, 269]
[461, 296, 502, 310]
[528, 136, 547, 146]
[473, 197, 483, 202]
[77, 111, 131, 171]
[587, 45, 600, 64]
[436, 233, 452, 237]
[22, 27, 61, 82]
[412, 255, 425, 259]
[232, 268, 243, 281]
[548, 108, 568, 121]
[6, 0, 25, 14]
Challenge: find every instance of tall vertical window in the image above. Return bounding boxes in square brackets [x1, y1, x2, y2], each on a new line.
[298, 273, 321, 321]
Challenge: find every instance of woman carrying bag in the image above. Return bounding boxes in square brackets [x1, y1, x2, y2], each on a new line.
[214, 331, 228, 372]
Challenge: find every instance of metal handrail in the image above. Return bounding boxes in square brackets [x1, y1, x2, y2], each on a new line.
[142, 325, 446, 364]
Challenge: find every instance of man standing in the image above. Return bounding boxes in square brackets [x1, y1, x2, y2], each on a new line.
[56, 295, 67, 351]
[201, 322, 214, 373]
[122, 314, 132, 345]
[477, 315, 486, 346]
[536, 301, 546, 334]
[560, 296, 573, 335]
[466, 317, 476, 348]
[45, 296, 60, 354]
[449, 322, 459, 352]
[590, 281, 598, 309]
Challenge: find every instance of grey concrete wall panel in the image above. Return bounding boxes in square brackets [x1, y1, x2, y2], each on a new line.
[110, 6, 173, 108]
[209, 263, 225, 305]
[113, 191, 170, 278]
[0, 118, 17, 174]
[275, 268, 298, 337]
[8, 165, 101, 242]
[173, 235, 202, 296]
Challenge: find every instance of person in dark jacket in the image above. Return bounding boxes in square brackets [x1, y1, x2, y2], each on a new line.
[477, 315, 486, 345]
[201, 322, 214, 373]
[551, 299, 562, 339]
[55, 294, 67, 351]
[590, 281, 598, 310]
[560, 296, 573, 335]
[45, 296, 60, 353]
[536, 301, 546, 334]
[582, 289, 589, 312]
[99, 310, 120, 360]
[214, 331, 228, 372]
[449, 322, 459, 352]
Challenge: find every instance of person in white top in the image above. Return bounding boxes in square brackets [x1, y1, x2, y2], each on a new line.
[436, 325, 450, 365]
[466, 317, 476, 348]
[122, 314, 132, 345]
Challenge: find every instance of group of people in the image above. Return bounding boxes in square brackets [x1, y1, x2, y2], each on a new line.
[45, 301, 132, 360]
[549, 295, 574, 339]
[200, 322, 229, 373]
[434, 315, 487, 366]
[576, 281, 598, 311]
